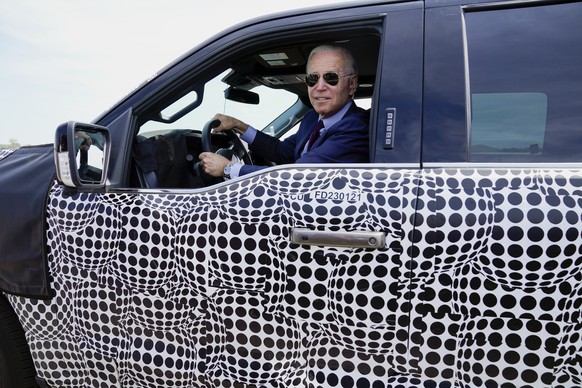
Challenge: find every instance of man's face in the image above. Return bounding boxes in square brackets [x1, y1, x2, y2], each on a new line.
[306, 50, 357, 118]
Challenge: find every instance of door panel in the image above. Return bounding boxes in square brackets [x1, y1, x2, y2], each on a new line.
[410, 167, 582, 386]
[7, 166, 420, 386]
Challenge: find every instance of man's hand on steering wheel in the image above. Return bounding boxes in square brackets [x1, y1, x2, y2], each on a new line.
[199, 152, 230, 177]
[212, 113, 249, 135]
[196, 115, 254, 180]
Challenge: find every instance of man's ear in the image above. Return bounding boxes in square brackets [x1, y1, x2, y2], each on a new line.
[349, 76, 358, 97]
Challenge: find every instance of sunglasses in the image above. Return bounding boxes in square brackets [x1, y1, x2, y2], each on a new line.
[304, 72, 354, 87]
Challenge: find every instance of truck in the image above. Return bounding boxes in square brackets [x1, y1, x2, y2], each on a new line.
[0, 0, 581, 386]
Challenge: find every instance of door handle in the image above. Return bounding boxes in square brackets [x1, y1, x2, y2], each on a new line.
[290, 228, 385, 249]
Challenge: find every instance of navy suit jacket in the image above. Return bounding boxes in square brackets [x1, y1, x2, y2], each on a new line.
[240, 102, 369, 175]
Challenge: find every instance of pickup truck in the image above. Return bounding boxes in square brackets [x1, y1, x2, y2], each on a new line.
[1, 0, 581, 387]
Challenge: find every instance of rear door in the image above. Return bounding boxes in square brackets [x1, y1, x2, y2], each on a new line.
[415, 1, 582, 386]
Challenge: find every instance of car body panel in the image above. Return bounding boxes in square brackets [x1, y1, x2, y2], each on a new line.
[6, 164, 582, 385]
[8, 166, 417, 386]
[410, 166, 582, 385]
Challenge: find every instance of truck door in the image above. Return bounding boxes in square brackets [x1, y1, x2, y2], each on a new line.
[414, 1, 582, 386]
[9, 2, 425, 387]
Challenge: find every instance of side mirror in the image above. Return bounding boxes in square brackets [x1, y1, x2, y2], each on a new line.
[54, 122, 110, 189]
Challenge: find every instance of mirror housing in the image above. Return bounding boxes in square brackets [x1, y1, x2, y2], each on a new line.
[54, 122, 110, 189]
[224, 87, 260, 104]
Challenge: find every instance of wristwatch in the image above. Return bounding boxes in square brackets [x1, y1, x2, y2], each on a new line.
[223, 162, 236, 180]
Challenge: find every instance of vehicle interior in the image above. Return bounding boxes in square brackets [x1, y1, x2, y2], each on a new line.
[129, 32, 381, 189]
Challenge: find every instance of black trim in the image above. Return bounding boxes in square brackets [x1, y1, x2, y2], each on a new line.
[0, 146, 54, 299]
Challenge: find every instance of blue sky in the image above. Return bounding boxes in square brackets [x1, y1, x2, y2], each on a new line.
[0, 0, 349, 146]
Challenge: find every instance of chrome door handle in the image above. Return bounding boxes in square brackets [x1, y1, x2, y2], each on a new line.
[290, 228, 385, 248]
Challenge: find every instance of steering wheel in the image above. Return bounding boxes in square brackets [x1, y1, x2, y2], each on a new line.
[201, 119, 254, 165]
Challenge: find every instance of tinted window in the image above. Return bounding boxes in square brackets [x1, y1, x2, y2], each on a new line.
[471, 93, 547, 160]
[465, 2, 582, 162]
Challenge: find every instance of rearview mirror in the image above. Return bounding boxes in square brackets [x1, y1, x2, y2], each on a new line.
[54, 122, 110, 189]
[224, 87, 260, 104]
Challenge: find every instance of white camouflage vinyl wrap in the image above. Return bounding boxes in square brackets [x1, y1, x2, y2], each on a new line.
[5, 166, 582, 387]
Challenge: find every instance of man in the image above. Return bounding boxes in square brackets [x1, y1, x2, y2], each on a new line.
[199, 45, 369, 179]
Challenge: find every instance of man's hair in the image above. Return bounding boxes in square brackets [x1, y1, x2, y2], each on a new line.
[307, 45, 358, 75]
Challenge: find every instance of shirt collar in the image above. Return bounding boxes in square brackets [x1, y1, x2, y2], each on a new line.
[320, 100, 353, 130]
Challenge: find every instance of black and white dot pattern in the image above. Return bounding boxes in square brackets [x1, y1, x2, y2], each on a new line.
[5, 166, 582, 387]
